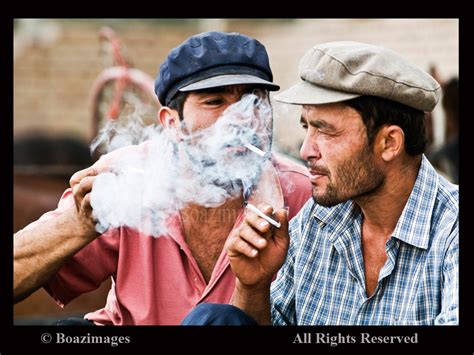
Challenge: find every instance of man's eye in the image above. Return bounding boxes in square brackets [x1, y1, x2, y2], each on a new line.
[205, 99, 224, 105]
[301, 123, 308, 130]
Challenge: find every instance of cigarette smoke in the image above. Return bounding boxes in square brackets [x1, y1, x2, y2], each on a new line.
[90, 92, 273, 236]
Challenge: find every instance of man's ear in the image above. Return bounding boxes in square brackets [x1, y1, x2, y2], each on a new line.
[158, 106, 179, 129]
[158, 107, 184, 142]
[377, 125, 405, 162]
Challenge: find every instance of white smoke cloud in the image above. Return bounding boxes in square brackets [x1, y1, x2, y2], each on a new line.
[90, 92, 273, 236]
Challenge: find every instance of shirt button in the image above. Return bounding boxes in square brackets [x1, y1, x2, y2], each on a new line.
[193, 277, 198, 283]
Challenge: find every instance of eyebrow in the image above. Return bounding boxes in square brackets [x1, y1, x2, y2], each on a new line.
[300, 115, 336, 131]
[194, 87, 227, 96]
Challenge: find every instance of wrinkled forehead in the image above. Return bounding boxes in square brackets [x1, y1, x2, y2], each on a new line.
[301, 103, 363, 129]
[302, 102, 359, 117]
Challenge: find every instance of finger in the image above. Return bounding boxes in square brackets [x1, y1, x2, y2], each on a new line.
[272, 208, 290, 248]
[70, 166, 98, 188]
[82, 193, 93, 214]
[74, 176, 97, 201]
[245, 210, 272, 234]
[257, 203, 274, 216]
[227, 235, 259, 258]
[91, 155, 112, 174]
[240, 223, 267, 250]
[245, 203, 274, 232]
[274, 208, 289, 232]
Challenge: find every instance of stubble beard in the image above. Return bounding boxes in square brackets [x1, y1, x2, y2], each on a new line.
[313, 144, 385, 207]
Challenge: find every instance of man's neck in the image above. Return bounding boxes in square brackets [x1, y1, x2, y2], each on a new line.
[181, 195, 244, 227]
[180, 195, 245, 284]
[355, 157, 421, 238]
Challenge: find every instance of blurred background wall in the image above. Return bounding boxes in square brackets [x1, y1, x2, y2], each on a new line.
[13, 18, 459, 323]
[14, 19, 458, 153]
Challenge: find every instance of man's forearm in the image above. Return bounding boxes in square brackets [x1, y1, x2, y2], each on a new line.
[232, 280, 272, 325]
[14, 207, 99, 303]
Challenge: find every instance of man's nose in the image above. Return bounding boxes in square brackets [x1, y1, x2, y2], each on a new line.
[300, 132, 321, 161]
[234, 92, 248, 103]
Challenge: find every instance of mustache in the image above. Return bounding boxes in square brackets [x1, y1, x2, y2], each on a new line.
[223, 134, 263, 150]
[307, 162, 330, 175]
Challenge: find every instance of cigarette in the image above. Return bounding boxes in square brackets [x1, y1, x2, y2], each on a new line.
[244, 143, 266, 157]
[245, 203, 281, 228]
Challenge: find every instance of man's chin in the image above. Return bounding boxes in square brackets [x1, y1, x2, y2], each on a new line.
[214, 179, 242, 191]
[312, 192, 346, 207]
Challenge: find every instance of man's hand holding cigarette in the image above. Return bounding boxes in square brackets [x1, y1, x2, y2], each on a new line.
[225, 203, 289, 324]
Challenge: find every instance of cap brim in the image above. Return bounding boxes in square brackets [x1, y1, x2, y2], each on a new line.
[274, 80, 361, 105]
[179, 74, 280, 92]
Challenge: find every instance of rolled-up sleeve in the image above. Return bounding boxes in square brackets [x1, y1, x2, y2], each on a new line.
[22, 188, 119, 307]
[43, 229, 119, 307]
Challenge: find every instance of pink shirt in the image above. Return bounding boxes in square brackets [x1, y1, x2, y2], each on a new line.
[26, 151, 311, 325]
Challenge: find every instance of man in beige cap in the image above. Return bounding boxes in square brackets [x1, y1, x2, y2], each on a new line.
[182, 41, 458, 325]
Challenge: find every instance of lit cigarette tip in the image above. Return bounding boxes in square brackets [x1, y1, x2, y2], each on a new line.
[245, 203, 281, 228]
[244, 143, 266, 157]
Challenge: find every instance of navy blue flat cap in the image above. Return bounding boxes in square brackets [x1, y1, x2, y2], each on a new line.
[155, 31, 280, 106]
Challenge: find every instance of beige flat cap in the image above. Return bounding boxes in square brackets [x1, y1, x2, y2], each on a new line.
[274, 41, 441, 112]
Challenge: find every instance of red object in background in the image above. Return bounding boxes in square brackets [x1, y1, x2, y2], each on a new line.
[89, 26, 160, 144]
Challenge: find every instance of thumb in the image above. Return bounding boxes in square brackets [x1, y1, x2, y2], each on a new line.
[273, 208, 289, 244]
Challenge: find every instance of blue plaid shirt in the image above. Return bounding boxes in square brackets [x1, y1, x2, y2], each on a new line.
[271, 156, 458, 325]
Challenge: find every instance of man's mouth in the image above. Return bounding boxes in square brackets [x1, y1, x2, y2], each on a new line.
[308, 169, 327, 183]
[224, 145, 248, 155]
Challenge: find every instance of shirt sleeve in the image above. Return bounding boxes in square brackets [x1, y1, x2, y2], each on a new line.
[22, 188, 119, 307]
[270, 216, 299, 325]
[434, 223, 458, 325]
[43, 229, 119, 307]
[21, 188, 76, 228]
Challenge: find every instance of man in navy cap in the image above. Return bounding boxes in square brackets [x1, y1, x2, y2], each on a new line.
[13, 32, 312, 325]
[183, 41, 458, 326]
